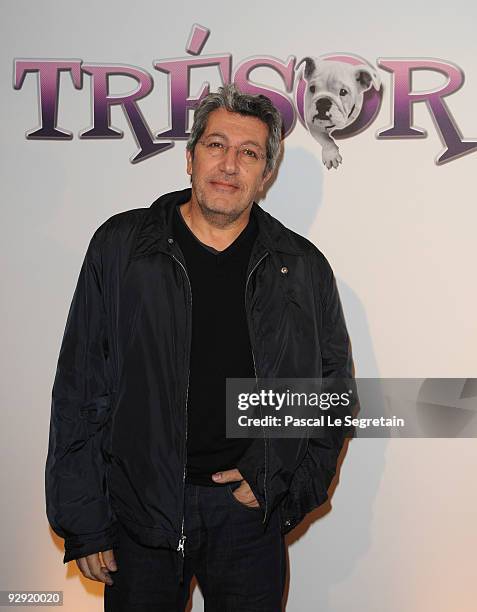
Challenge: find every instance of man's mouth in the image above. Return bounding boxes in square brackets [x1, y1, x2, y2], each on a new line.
[209, 181, 239, 191]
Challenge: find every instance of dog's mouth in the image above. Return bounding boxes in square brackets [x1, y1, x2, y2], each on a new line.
[312, 113, 334, 125]
[312, 114, 336, 130]
[311, 103, 356, 128]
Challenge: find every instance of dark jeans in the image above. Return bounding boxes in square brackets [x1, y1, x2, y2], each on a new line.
[104, 481, 287, 611]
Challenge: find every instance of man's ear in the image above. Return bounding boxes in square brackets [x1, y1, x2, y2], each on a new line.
[186, 149, 193, 176]
[260, 169, 273, 191]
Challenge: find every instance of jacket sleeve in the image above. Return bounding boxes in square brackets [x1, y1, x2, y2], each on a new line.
[45, 227, 118, 563]
[285, 251, 358, 514]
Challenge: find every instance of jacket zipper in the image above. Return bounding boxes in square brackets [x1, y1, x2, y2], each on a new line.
[171, 251, 192, 559]
[172, 244, 269, 549]
[244, 250, 270, 525]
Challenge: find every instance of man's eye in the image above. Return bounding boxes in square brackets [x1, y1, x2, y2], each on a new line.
[241, 148, 258, 159]
[208, 141, 224, 149]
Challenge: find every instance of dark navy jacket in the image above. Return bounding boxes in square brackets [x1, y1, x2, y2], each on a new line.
[45, 188, 356, 564]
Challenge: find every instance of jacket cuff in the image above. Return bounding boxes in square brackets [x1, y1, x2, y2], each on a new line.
[63, 523, 119, 564]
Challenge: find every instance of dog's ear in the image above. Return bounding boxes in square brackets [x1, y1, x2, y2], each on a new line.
[296, 57, 317, 80]
[354, 65, 381, 91]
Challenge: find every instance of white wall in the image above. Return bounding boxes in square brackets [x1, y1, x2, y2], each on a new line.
[2, 1, 476, 610]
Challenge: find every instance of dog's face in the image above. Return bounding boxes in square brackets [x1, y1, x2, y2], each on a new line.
[300, 57, 381, 135]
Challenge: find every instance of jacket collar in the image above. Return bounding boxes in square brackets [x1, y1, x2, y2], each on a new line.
[130, 187, 305, 261]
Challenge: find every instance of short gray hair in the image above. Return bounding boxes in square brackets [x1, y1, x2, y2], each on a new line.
[186, 83, 283, 176]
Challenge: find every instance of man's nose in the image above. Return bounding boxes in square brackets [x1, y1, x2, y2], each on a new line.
[218, 146, 239, 174]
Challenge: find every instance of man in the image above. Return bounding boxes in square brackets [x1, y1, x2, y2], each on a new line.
[45, 84, 356, 610]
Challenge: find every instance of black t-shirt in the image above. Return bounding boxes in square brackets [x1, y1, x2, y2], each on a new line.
[172, 204, 257, 486]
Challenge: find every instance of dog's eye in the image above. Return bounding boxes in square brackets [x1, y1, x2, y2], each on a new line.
[339, 88, 348, 96]
[309, 85, 315, 94]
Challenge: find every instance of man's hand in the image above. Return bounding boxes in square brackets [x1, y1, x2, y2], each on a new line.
[76, 549, 117, 586]
[212, 468, 260, 508]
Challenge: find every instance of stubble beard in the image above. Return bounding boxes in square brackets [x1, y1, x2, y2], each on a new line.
[192, 175, 251, 229]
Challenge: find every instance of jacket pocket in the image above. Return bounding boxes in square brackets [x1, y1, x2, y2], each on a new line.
[79, 393, 113, 439]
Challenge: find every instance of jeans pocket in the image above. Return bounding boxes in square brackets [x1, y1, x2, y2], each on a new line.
[226, 482, 262, 512]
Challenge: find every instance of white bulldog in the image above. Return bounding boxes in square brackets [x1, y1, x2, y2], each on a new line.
[298, 56, 381, 169]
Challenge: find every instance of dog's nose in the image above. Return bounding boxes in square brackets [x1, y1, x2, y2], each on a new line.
[315, 97, 332, 118]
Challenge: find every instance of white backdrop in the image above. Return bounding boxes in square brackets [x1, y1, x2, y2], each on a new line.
[2, 1, 476, 610]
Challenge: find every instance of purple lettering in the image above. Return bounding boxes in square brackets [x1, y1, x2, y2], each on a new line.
[154, 55, 231, 140]
[234, 56, 296, 136]
[80, 64, 171, 163]
[377, 59, 477, 164]
[14, 60, 82, 138]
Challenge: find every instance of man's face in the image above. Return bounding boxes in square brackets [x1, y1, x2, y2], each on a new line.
[186, 107, 273, 226]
